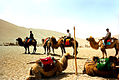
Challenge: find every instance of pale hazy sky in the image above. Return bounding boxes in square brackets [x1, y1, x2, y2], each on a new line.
[0, 0, 119, 38]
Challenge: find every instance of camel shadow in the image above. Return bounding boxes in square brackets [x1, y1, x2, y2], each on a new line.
[43, 72, 76, 80]
[76, 57, 88, 60]
[22, 53, 44, 55]
[30, 53, 44, 55]
[48, 53, 62, 57]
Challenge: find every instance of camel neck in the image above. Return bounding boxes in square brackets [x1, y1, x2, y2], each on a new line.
[18, 40, 24, 46]
[60, 56, 68, 71]
[89, 39, 99, 49]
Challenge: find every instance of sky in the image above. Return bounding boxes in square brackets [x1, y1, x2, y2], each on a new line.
[0, 0, 119, 39]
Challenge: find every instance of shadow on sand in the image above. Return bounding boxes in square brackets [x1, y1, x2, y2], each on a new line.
[22, 53, 44, 55]
[42, 72, 76, 80]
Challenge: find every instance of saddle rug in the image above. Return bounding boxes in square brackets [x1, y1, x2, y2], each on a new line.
[24, 38, 33, 43]
[103, 39, 113, 46]
[44, 38, 49, 44]
[97, 58, 111, 71]
[65, 39, 70, 46]
[39, 57, 57, 72]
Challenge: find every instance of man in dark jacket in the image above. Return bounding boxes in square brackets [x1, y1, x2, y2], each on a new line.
[30, 31, 34, 39]
[104, 28, 111, 46]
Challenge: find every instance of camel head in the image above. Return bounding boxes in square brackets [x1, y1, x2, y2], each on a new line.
[86, 36, 99, 49]
[16, 37, 22, 42]
[16, 37, 24, 46]
[86, 36, 95, 42]
[64, 53, 74, 59]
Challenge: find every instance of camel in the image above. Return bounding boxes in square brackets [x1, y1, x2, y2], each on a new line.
[49, 36, 78, 56]
[26, 53, 73, 80]
[42, 37, 51, 55]
[83, 56, 119, 79]
[16, 37, 37, 54]
[86, 36, 119, 58]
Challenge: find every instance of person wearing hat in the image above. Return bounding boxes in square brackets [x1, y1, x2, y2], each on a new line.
[104, 28, 111, 46]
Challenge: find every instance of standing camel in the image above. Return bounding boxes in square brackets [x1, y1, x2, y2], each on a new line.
[42, 37, 51, 55]
[16, 37, 37, 54]
[50, 36, 78, 56]
[26, 53, 73, 80]
[86, 36, 119, 58]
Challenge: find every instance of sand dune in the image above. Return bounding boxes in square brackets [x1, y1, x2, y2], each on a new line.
[0, 19, 65, 44]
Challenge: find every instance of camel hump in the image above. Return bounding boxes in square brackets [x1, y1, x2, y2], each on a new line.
[51, 37, 58, 44]
[38, 57, 57, 72]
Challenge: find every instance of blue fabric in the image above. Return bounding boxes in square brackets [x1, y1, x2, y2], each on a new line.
[103, 42, 111, 45]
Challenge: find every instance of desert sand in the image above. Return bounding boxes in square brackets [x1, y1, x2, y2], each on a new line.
[0, 19, 119, 80]
[0, 46, 118, 80]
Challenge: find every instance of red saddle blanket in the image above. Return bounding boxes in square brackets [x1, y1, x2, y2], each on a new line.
[44, 38, 49, 44]
[65, 39, 70, 46]
[40, 57, 57, 72]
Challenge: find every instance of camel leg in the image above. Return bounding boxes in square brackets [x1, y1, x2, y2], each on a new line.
[104, 50, 107, 58]
[101, 48, 106, 58]
[28, 46, 30, 54]
[115, 48, 119, 57]
[115, 45, 119, 57]
[61, 45, 66, 56]
[60, 47, 64, 56]
[47, 46, 50, 56]
[26, 76, 41, 80]
[101, 49, 105, 58]
[52, 47, 55, 54]
[43, 46, 46, 54]
[25, 47, 27, 54]
[33, 45, 36, 54]
[63, 47, 66, 53]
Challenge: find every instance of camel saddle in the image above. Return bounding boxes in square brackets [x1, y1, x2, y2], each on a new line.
[24, 38, 34, 43]
[44, 37, 50, 44]
[64, 39, 71, 46]
[38, 57, 57, 72]
[97, 58, 111, 71]
[103, 39, 114, 46]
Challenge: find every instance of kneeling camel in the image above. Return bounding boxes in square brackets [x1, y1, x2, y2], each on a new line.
[26, 53, 73, 80]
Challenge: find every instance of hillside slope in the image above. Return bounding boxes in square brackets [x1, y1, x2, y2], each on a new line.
[0, 19, 65, 44]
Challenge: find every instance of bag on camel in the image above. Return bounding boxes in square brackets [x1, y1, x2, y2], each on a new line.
[38, 57, 57, 72]
[97, 58, 111, 71]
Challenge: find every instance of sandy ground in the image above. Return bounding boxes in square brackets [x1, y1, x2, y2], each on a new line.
[0, 46, 118, 80]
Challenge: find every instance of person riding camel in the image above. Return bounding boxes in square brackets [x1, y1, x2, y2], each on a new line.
[103, 28, 111, 46]
[30, 31, 34, 39]
[64, 29, 71, 44]
[29, 31, 35, 42]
